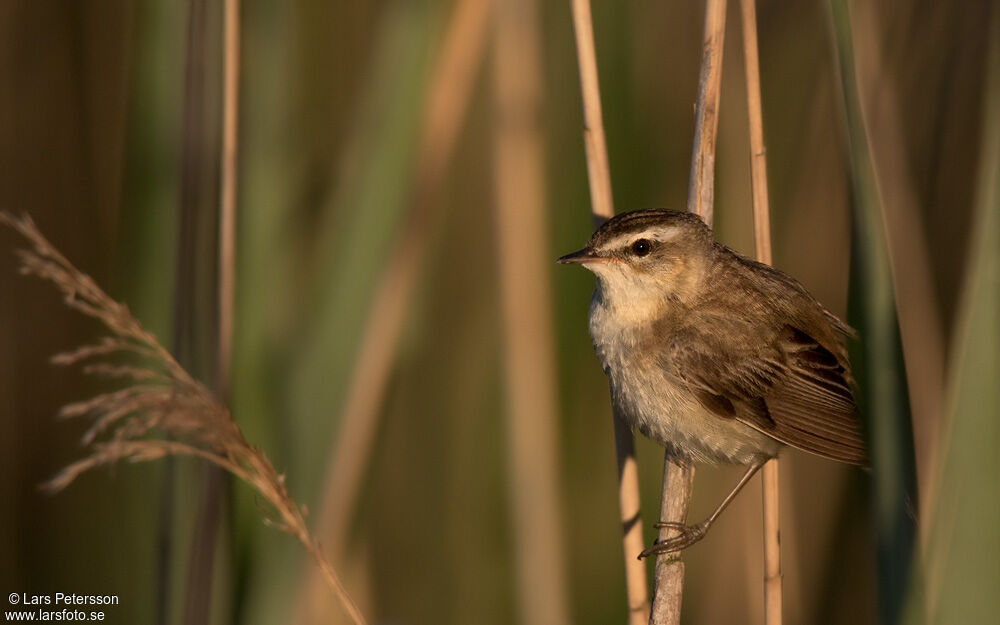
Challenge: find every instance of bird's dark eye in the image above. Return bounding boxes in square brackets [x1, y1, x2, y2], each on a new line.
[631, 239, 652, 257]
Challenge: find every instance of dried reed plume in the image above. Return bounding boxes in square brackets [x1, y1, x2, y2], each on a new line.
[0, 212, 367, 625]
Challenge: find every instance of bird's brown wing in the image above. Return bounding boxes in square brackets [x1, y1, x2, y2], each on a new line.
[663, 324, 867, 465]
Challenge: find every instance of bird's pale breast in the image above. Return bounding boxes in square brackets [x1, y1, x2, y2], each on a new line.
[589, 292, 779, 465]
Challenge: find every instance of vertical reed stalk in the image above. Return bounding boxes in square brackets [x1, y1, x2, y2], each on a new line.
[569, 2, 649, 623]
[648, 458, 694, 625]
[569, 0, 615, 225]
[296, 1, 490, 622]
[184, 1, 240, 620]
[686, 0, 728, 224]
[738, 1, 782, 624]
[650, 2, 727, 624]
[760, 464, 782, 623]
[218, 0, 239, 398]
[492, 0, 572, 622]
[175, 1, 220, 623]
[739, 0, 770, 262]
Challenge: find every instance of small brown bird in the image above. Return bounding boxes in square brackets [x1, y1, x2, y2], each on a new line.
[558, 209, 866, 556]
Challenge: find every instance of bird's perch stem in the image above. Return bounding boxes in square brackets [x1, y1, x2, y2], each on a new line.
[648, 457, 694, 625]
[738, 0, 782, 622]
[570, 1, 650, 623]
[650, 1, 727, 624]
[685, 0, 729, 222]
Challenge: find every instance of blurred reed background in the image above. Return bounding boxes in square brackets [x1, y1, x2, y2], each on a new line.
[1, 1, 997, 624]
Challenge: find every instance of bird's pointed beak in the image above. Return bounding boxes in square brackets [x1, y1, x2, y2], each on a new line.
[557, 246, 603, 265]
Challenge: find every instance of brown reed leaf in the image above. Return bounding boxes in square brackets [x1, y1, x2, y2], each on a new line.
[0, 211, 368, 625]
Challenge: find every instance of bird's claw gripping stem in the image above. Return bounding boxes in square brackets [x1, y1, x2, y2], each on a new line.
[637, 520, 710, 559]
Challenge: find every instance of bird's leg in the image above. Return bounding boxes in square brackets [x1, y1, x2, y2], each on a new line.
[639, 458, 767, 559]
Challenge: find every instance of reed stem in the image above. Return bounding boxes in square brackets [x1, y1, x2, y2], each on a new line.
[492, 0, 572, 621]
[569, 2, 650, 622]
[737, 1, 783, 623]
[650, 2, 728, 624]
[218, 0, 239, 399]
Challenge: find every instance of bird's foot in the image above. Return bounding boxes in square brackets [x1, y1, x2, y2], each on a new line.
[638, 520, 710, 559]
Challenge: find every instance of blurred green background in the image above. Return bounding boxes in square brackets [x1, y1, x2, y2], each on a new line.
[1, 1, 997, 624]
